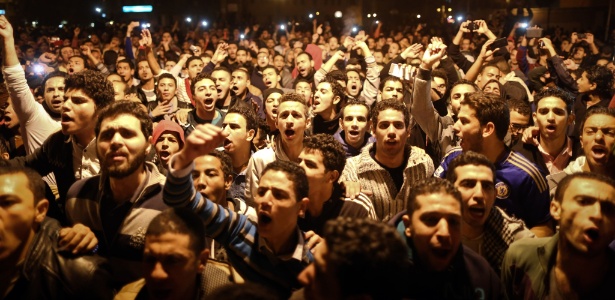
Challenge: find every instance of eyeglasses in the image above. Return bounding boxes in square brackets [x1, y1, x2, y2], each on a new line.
[509, 123, 529, 132]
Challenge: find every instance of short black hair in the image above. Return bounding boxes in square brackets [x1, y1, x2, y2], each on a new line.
[323, 217, 409, 300]
[157, 73, 177, 87]
[146, 207, 206, 255]
[371, 99, 410, 128]
[554, 172, 615, 203]
[341, 98, 370, 119]
[584, 65, 614, 98]
[446, 151, 496, 183]
[205, 150, 233, 179]
[451, 79, 479, 93]
[461, 92, 510, 141]
[186, 56, 204, 69]
[278, 92, 309, 115]
[534, 87, 575, 115]
[42, 71, 67, 90]
[508, 99, 532, 117]
[303, 134, 346, 175]
[227, 104, 258, 134]
[95, 100, 153, 139]
[262, 160, 309, 202]
[379, 76, 403, 92]
[116, 58, 134, 70]
[65, 69, 115, 109]
[0, 166, 46, 204]
[319, 77, 346, 113]
[580, 107, 615, 136]
[406, 177, 462, 216]
[191, 73, 215, 96]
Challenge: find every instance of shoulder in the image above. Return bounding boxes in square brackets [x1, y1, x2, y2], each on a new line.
[505, 236, 552, 263]
[505, 151, 549, 193]
[67, 175, 101, 197]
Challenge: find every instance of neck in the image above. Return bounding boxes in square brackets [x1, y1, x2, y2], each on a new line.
[223, 94, 232, 106]
[266, 226, 298, 256]
[109, 166, 147, 203]
[583, 160, 614, 176]
[280, 138, 303, 162]
[73, 129, 95, 148]
[307, 184, 334, 218]
[196, 108, 216, 121]
[555, 238, 612, 293]
[374, 149, 405, 168]
[461, 222, 484, 239]
[267, 117, 276, 131]
[586, 93, 602, 107]
[230, 146, 251, 173]
[318, 108, 337, 122]
[141, 79, 155, 89]
[482, 140, 506, 163]
[539, 135, 568, 158]
[346, 136, 365, 150]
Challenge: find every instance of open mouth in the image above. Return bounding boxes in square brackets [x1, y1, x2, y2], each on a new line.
[545, 124, 557, 132]
[231, 86, 239, 91]
[223, 138, 232, 148]
[312, 100, 320, 109]
[61, 114, 73, 123]
[68, 67, 75, 74]
[384, 139, 397, 145]
[204, 98, 214, 106]
[159, 150, 171, 161]
[264, 79, 273, 86]
[216, 88, 222, 95]
[284, 129, 296, 138]
[591, 145, 608, 160]
[271, 108, 278, 117]
[258, 212, 272, 226]
[468, 207, 486, 218]
[347, 130, 360, 138]
[584, 228, 600, 242]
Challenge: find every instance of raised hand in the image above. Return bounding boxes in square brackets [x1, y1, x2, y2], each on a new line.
[174, 124, 228, 169]
[140, 28, 152, 48]
[401, 43, 423, 60]
[421, 42, 447, 69]
[0, 15, 14, 40]
[212, 42, 228, 65]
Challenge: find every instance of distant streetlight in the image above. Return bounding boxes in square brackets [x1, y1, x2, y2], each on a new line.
[202, 21, 208, 27]
[417, 14, 421, 18]
[334, 11, 342, 18]
[309, 13, 313, 19]
[95, 7, 101, 13]
[186, 17, 192, 22]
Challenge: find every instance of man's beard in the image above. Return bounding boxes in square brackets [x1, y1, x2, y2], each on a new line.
[104, 147, 148, 179]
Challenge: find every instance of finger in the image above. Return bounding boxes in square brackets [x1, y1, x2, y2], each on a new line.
[73, 234, 95, 254]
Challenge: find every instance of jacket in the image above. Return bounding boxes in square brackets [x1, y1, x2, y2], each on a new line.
[4, 218, 114, 300]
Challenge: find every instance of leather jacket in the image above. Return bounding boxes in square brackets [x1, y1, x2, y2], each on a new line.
[4, 218, 114, 300]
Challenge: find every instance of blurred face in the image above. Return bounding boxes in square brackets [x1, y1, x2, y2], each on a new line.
[262, 68, 280, 89]
[0, 173, 47, 263]
[296, 53, 313, 77]
[257, 52, 270, 68]
[192, 155, 230, 204]
[236, 50, 248, 64]
[313, 82, 339, 117]
[164, 61, 177, 72]
[299, 149, 335, 193]
[112, 82, 127, 101]
[552, 178, 615, 256]
[154, 132, 181, 168]
[450, 84, 476, 115]
[388, 43, 400, 59]
[43, 76, 65, 114]
[254, 170, 306, 240]
[373, 109, 409, 158]
[482, 81, 500, 96]
[340, 105, 370, 149]
[157, 78, 177, 102]
[295, 81, 313, 103]
[576, 71, 595, 94]
[3, 100, 20, 130]
[381, 80, 404, 101]
[138, 61, 153, 81]
[222, 113, 254, 155]
[454, 104, 484, 153]
[96, 114, 150, 178]
[346, 71, 362, 97]
[231, 71, 249, 96]
[461, 39, 471, 51]
[211, 70, 231, 100]
[277, 101, 308, 144]
[61, 89, 97, 136]
[432, 77, 447, 96]
[143, 233, 205, 300]
[298, 243, 340, 300]
[509, 110, 530, 144]
[533, 97, 572, 141]
[373, 51, 384, 63]
[273, 56, 285, 71]
[60, 47, 73, 61]
[477, 66, 501, 89]
[68, 56, 85, 75]
[187, 59, 205, 80]
[227, 44, 238, 59]
[264, 92, 282, 124]
[404, 192, 461, 272]
[581, 114, 615, 169]
[116, 62, 133, 82]
[193, 78, 218, 112]
[107, 74, 122, 83]
[453, 165, 496, 231]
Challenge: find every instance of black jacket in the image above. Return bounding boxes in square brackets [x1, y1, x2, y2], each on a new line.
[4, 218, 114, 300]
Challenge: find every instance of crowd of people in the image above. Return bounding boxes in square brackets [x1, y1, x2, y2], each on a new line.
[1, 5, 615, 299]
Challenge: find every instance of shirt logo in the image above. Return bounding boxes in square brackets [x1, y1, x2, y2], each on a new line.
[495, 182, 510, 199]
[129, 227, 146, 249]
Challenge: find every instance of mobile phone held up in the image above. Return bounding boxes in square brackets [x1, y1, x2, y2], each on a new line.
[488, 37, 508, 51]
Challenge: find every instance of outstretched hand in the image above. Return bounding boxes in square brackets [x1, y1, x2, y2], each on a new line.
[173, 124, 228, 170]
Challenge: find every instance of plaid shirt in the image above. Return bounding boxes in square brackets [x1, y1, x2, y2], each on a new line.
[483, 207, 535, 274]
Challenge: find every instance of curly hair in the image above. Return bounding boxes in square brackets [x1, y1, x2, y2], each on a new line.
[146, 208, 206, 256]
[227, 104, 258, 134]
[262, 160, 309, 202]
[406, 177, 462, 216]
[319, 77, 347, 113]
[190, 73, 215, 96]
[461, 92, 510, 141]
[323, 217, 409, 300]
[95, 100, 153, 139]
[370, 98, 410, 128]
[205, 150, 233, 179]
[65, 69, 115, 109]
[584, 65, 614, 98]
[534, 87, 575, 114]
[303, 134, 346, 175]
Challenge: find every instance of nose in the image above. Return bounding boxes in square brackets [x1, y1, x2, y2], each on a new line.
[195, 173, 207, 190]
[453, 119, 461, 134]
[435, 219, 452, 244]
[351, 119, 358, 127]
[588, 201, 603, 221]
[150, 262, 168, 281]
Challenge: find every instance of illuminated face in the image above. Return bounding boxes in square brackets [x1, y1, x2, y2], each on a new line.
[157, 78, 177, 102]
[230, 70, 249, 96]
[116, 62, 133, 82]
[187, 59, 205, 80]
[154, 132, 181, 168]
[236, 50, 248, 64]
[552, 178, 615, 256]
[449, 84, 476, 115]
[509, 110, 530, 145]
[477, 66, 501, 89]
[482, 81, 501, 96]
[257, 52, 269, 68]
[211, 70, 231, 100]
[295, 53, 313, 78]
[222, 113, 253, 155]
[43, 76, 65, 114]
[533, 97, 571, 141]
[340, 105, 370, 149]
[164, 60, 177, 72]
[264, 92, 282, 123]
[276, 101, 308, 144]
[346, 71, 362, 97]
[381, 80, 403, 101]
[372, 109, 409, 159]
[454, 104, 484, 153]
[96, 114, 150, 178]
[453, 164, 496, 231]
[576, 71, 595, 94]
[262, 68, 280, 89]
[193, 78, 218, 112]
[295, 81, 313, 103]
[68, 56, 85, 75]
[138, 61, 153, 81]
[312, 82, 339, 117]
[192, 155, 230, 204]
[61, 89, 96, 137]
[581, 114, 615, 169]
[403, 192, 462, 272]
[432, 76, 447, 96]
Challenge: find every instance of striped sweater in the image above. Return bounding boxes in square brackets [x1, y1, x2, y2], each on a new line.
[340, 144, 434, 222]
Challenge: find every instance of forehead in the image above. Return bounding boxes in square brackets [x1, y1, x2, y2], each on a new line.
[158, 78, 176, 85]
[65, 89, 95, 102]
[413, 193, 461, 215]
[266, 93, 282, 101]
[297, 53, 310, 61]
[563, 178, 615, 203]
[195, 78, 215, 88]
[100, 114, 142, 131]
[260, 170, 294, 193]
[317, 82, 332, 90]
[69, 57, 84, 63]
[189, 60, 205, 68]
[584, 114, 615, 128]
[263, 68, 277, 76]
[46, 76, 65, 87]
[384, 80, 403, 88]
[510, 110, 531, 122]
[482, 66, 500, 75]
[432, 77, 446, 84]
[300, 148, 324, 161]
[536, 96, 567, 109]
[451, 84, 476, 94]
[459, 104, 478, 118]
[0, 173, 34, 202]
[343, 104, 368, 116]
[278, 101, 306, 113]
[107, 74, 122, 82]
[212, 70, 230, 78]
[194, 155, 223, 171]
[224, 112, 247, 125]
[296, 82, 310, 89]
[377, 108, 404, 123]
[157, 132, 180, 141]
[138, 61, 149, 67]
[145, 232, 192, 254]
[453, 164, 494, 182]
[231, 71, 247, 78]
[117, 62, 131, 68]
